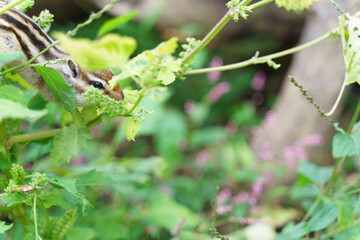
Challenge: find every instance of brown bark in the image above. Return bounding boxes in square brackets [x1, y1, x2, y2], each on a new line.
[252, 0, 360, 175]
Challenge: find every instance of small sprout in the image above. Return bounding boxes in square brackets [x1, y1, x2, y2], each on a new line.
[267, 59, 281, 70]
[32, 9, 54, 32]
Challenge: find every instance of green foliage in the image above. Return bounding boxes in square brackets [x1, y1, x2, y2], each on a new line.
[98, 10, 139, 36]
[342, 16, 360, 85]
[56, 33, 137, 71]
[0, 1, 360, 240]
[0, 221, 13, 234]
[34, 66, 76, 116]
[275, 0, 321, 11]
[32, 9, 54, 32]
[50, 124, 91, 164]
[0, 51, 24, 62]
[0, 99, 47, 121]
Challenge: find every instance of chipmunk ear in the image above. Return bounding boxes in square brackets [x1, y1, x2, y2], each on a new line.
[67, 60, 78, 78]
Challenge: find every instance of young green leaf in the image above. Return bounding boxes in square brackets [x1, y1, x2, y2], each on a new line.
[307, 198, 338, 232]
[344, 16, 360, 85]
[98, 10, 139, 36]
[0, 52, 24, 63]
[56, 33, 137, 71]
[51, 124, 91, 165]
[34, 66, 76, 116]
[275, 0, 320, 11]
[0, 221, 13, 234]
[47, 174, 90, 213]
[0, 99, 47, 121]
[0, 85, 29, 106]
[125, 117, 141, 141]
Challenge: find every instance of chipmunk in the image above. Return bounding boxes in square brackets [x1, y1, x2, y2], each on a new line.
[0, 2, 124, 106]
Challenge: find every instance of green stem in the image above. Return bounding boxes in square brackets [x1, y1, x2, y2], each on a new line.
[182, 0, 257, 65]
[181, 10, 232, 64]
[347, 98, 360, 133]
[124, 92, 145, 116]
[8, 129, 61, 146]
[0, 0, 26, 14]
[33, 193, 39, 240]
[248, 0, 274, 9]
[178, 30, 334, 76]
[302, 198, 320, 222]
[325, 156, 347, 196]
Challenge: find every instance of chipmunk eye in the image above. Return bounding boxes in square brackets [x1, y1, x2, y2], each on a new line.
[90, 81, 104, 89]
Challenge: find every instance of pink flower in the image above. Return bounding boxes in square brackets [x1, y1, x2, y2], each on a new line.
[216, 204, 233, 215]
[217, 188, 232, 205]
[264, 110, 276, 126]
[170, 217, 186, 235]
[196, 149, 211, 167]
[251, 177, 265, 200]
[184, 100, 196, 115]
[207, 57, 223, 83]
[206, 82, 231, 104]
[251, 71, 267, 91]
[232, 192, 250, 205]
[257, 141, 273, 161]
[296, 134, 323, 147]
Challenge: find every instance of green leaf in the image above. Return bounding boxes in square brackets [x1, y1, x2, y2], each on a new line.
[56, 33, 136, 71]
[51, 124, 91, 165]
[297, 161, 333, 184]
[155, 37, 178, 55]
[98, 10, 139, 36]
[307, 198, 338, 232]
[345, 16, 360, 85]
[0, 99, 47, 121]
[0, 52, 24, 63]
[76, 170, 114, 186]
[146, 194, 201, 230]
[66, 227, 96, 240]
[336, 198, 355, 229]
[47, 174, 90, 213]
[125, 117, 141, 141]
[332, 133, 357, 158]
[34, 66, 76, 116]
[0, 221, 13, 234]
[42, 190, 75, 209]
[277, 222, 309, 240]
[0, 85, 28, 105]
[1, 193, 27, 207]
[275, 0, 320, 11]
[157, 67, 176, 85]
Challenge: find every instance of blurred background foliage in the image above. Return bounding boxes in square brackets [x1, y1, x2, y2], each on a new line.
[7, 0, 360, 239]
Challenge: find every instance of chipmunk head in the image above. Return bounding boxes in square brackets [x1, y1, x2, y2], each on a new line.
[57, 60, 124, 106]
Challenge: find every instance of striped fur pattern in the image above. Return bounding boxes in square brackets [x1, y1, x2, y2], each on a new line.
[0, 2, 124, 105]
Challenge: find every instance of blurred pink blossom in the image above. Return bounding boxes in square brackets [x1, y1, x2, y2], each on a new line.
[216, 204, 233, 215]
[196, 149, 211, 167]
[206, 81, 231, 104]
[217, 188, 232, 205]
[251, 71, 267, 91]
[226, 121, 238, 135]
[264, 110, 276, 126]
[184, 99, 196, 115]
[251, 177, 265, 200]
[282, 133, 324, 168]
[257, 141, 273, 161]
[171, 217, 186, 235]
[296, 134, 324, 147]
[232, 192, 250, 205]
[207, 57, 223, 82]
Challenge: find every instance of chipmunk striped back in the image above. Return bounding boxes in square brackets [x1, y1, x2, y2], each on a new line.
[0, 2, 124, 105]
